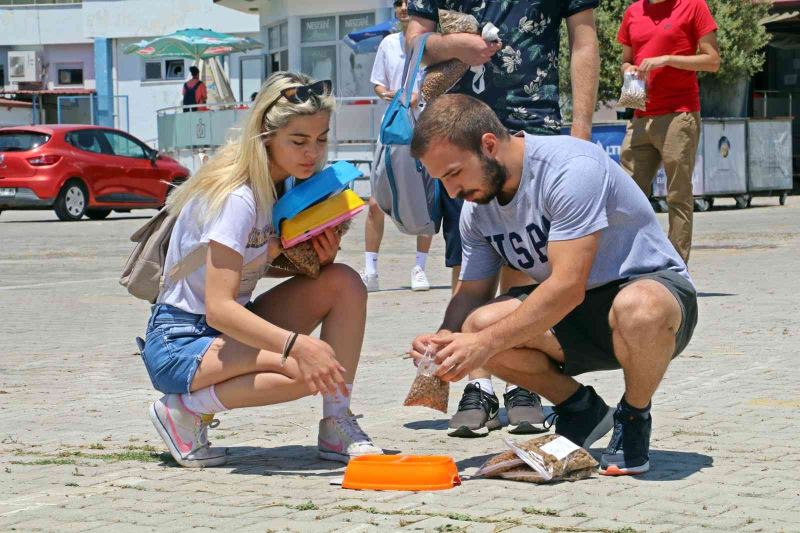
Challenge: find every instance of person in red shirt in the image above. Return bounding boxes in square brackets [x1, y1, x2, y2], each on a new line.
[617, 0, 720, 263]
[182, 66, 208, 112]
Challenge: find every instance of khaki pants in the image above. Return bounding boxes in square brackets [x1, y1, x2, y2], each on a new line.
[620, 112, 701, 263]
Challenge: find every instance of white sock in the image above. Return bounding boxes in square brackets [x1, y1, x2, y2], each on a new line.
[364, 252, 379, 276]
[505, 383, 518, 394]
[415, 252, 428, 271]
[468, 378, 495, 396]
[181, 385, 228, 416]
[323, 383, 353, 418]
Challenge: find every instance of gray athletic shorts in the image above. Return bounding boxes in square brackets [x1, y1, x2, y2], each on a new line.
[507, 270, 698, 376]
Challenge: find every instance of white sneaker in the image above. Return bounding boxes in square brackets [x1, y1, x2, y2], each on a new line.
[149, 394, 228, 468]
[318, 414, 383, 464]
[360, 270, 379, 292]
[411, 266, 430, 291]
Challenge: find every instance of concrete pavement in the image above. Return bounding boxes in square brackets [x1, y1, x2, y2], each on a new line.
[1, 196, 799, 532]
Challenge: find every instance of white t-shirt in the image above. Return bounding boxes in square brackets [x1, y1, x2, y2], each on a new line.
[159, 185, 273, 315]
[370, 32, 423, 115]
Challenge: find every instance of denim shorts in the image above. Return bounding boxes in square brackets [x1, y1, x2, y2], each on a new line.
[141, 304, 221, 394]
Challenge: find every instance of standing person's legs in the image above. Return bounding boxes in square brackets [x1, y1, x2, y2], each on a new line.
[362, 198, 384, 292]
[620, 116, 663, 197]
[657, 112, 701, 264]
[411, 233, 433, 291]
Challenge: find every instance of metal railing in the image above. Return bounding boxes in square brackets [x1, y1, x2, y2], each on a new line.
[156, 97, 383, 177]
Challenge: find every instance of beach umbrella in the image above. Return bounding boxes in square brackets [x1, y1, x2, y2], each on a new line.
[124, 28, 262, 61]
[342, 19, 397, 54]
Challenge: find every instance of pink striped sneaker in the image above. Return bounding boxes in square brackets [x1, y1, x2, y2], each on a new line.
[318, 414, 383, 464]
[149, 394, 228, 468]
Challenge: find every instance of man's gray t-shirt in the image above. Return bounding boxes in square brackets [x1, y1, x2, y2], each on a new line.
[460, 133, 691, 289]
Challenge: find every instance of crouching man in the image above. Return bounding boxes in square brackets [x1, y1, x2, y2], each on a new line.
[408, 94, 697, 475]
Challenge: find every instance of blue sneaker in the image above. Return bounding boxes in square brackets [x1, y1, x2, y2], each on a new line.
[552, 386, 614, 449]
[599, 403, 652, 476]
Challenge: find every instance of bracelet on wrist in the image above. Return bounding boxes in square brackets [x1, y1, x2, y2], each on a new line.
[280, 332, 299, 367]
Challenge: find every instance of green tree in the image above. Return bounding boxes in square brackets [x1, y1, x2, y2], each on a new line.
[558, 0, 772, 114]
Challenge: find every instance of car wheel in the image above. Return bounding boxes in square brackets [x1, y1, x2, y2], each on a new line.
[54, 180, 88, 221]
[86, 209, 112, 220]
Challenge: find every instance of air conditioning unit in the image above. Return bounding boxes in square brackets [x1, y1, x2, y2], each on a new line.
[8, 51, 42, 83]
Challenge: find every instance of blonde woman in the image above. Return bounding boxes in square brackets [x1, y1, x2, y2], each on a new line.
[141, 72, 382, 468]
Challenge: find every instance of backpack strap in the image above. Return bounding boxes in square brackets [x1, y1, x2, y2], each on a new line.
[165, 243, 207, 282]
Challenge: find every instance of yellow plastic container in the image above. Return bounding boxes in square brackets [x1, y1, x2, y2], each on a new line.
[280, 189, 365, 248]
[342, 455, 461, 491]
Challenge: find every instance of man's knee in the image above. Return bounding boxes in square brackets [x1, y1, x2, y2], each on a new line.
[462, 305, 500, 334]
[610, 281, 680, 335]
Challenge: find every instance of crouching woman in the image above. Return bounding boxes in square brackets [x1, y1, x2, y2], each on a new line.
[141, 72, 382, 467]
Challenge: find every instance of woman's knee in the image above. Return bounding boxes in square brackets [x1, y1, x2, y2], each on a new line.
[319, 263, 367, 302]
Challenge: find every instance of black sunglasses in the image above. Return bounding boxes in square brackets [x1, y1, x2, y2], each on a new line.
[264, 80, 333, 115]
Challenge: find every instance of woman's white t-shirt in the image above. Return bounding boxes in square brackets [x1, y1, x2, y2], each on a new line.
[159, 185, 272, 315]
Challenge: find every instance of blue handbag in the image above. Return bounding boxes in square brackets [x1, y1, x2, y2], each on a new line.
[371, 33, 442, 236]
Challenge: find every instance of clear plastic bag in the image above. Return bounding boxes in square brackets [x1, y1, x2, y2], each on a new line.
[618, 71, 648, 111]
[475, 434, 598, 484]
[403, 348, 449, 413]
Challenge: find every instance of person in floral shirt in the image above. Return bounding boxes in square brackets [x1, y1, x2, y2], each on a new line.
[407, 0, 599, 439]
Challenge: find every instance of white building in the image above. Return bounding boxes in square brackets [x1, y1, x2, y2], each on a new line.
[0, 0, 260, 145]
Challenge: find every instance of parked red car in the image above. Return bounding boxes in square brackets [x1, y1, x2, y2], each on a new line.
[0, 124, 190, 221]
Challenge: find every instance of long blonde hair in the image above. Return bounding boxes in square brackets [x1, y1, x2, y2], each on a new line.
[166, 72, 336, 222]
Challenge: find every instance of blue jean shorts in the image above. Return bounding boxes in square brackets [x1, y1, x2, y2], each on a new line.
[141, 304, 221, 394]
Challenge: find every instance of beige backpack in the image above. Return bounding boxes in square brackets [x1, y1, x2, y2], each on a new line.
[119, 208, 205, 303]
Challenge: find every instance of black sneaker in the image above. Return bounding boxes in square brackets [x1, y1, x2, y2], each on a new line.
[503, 387, 548, 434]
[448, 383, 501, 438]
[552, 386, 614, 449]
[599, 403, 652, 476]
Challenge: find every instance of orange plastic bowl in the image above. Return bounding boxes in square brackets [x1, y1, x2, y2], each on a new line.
[342, 455, 461, 491]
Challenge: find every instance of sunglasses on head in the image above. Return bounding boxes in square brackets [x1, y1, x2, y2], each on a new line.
[264, 79, 333, 114]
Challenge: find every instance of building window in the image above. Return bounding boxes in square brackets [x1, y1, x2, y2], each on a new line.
[266, 21, 289, 77]
[144, 61, 162, 81]
[300, 12, 377, 97]
[143, 59, 186, 81]
[56, 64, 83, 86]
[165, 59, 184, 80]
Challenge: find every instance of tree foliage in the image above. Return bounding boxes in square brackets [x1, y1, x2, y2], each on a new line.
[558, 0, 772, 110]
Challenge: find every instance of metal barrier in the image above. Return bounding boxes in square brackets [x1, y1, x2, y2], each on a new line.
[156, 97, 382, 184]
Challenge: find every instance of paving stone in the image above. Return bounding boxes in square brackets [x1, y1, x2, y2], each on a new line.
[1, 201, 799, 531]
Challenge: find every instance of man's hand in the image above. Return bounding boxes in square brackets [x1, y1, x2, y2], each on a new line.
[431, 331, 494, 382]
[381, 89, 396, 102]
[408, 331, 447, 365]
[311, 228, 341, 266]
[450, 33, 502, 67]
[637, 55, 671, 77]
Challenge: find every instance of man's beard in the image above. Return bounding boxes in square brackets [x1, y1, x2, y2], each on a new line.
[467, 154, 507, 205]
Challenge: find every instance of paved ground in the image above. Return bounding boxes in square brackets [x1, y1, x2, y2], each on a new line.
[1, 195, 799, 533]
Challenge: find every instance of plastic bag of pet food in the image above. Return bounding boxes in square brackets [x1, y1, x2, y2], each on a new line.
[403, 349, 449, 413]
[475, 434, 598, 484]
[618, 71, 648, 110]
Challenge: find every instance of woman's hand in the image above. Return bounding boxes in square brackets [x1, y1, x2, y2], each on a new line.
[290, 334, 348, 396]
[267, 236, 283, 263]
[311, 228, 341, 266]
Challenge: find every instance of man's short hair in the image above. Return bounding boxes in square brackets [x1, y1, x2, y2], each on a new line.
[189, 66, 199, 77]
[393, 0, 403, 7]
[410, 94, 510, 160]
